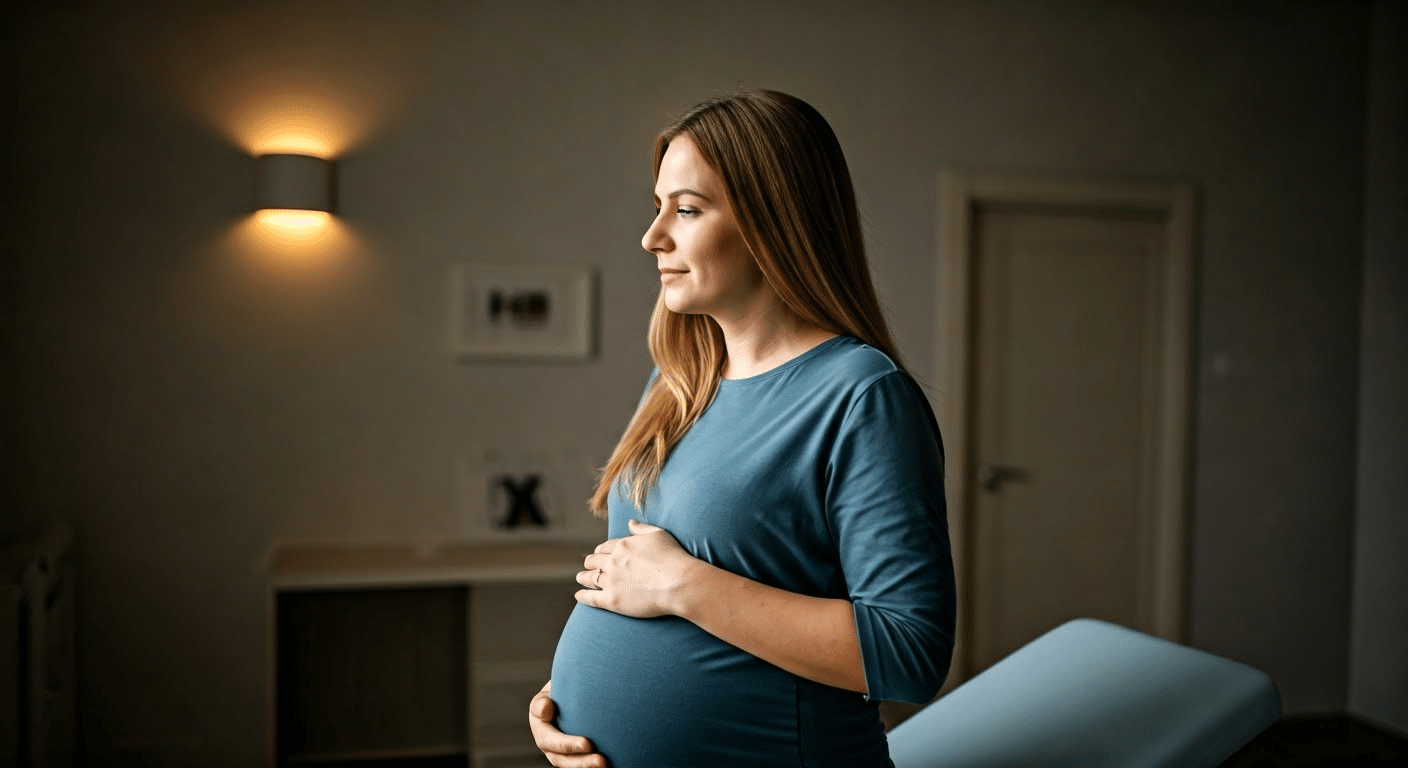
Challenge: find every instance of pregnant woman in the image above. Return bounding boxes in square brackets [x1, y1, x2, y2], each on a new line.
[530, 89, 955, 768]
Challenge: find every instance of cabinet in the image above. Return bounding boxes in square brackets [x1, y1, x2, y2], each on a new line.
[267, 542, 585, 768]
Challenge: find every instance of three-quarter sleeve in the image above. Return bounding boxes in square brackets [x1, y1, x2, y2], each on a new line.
[826, 371, 956, 704]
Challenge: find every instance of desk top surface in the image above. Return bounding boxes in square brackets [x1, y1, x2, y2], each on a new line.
[266, 540, 590, 590]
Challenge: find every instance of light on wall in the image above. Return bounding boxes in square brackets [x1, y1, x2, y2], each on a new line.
[241, 153, 348, 267]
[253, 153, 336, 213]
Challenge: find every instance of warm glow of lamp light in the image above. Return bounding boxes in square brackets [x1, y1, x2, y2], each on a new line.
[227, 211, 355, 275]
[254, 209, 333, 234]
[256, 130, 333, 157]
[149, 5, 414, 287]
[239, 152, 345, 271]
[151, 3, 425, 159]
[238, 99, 351, 157]
[226, 85, 387, 158]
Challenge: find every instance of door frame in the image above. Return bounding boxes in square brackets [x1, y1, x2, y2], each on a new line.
[934, 171, 1197, 685]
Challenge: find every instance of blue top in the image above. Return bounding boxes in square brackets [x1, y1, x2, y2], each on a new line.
[549, 336, 955, 768]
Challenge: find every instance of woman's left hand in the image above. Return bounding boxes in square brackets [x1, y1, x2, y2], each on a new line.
[575, 519, 695, 618]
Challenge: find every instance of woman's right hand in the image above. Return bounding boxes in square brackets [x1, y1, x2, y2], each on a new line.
[529, 680, 607, 768]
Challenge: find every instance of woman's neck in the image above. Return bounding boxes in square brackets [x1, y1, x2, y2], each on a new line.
[713, 302, 837, 380]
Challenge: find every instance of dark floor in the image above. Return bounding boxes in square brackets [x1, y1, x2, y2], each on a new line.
[262, 716, 1408, 768]
[1221, 716, 1408, 767]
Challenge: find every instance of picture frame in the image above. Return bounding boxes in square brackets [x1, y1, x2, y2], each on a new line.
[454, 446, 607, 544]
[449, 263, 595, 360]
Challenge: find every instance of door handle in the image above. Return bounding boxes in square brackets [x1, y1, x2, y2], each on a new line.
[978, 464, 1027, 493]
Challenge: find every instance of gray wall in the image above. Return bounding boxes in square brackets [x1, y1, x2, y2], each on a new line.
[1, 1, 1396, 764]
[1350, 0, 1408, 738]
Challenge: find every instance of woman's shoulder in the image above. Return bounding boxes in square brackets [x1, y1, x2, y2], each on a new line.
[808, 336, 906, 389]
[810, 338, 937, 421]
[819, 339, 944, 458]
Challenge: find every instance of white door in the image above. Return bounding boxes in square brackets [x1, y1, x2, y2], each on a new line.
[936, 174, 1195, 682]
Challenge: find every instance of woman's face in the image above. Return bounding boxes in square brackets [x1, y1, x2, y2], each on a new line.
[642, 135, 768, 319]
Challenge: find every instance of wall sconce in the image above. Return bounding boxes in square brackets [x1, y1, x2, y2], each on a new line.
[253, 153, 336, 213]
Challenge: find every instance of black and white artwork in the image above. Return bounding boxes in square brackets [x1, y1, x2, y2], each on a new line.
[455, 446, 605, 543]
[450, 263, 595, 360]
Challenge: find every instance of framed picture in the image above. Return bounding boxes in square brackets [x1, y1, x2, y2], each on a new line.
[454, 446, 606, 544]
[449, 263, 595, 360]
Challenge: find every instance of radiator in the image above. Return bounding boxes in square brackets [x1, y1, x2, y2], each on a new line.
[1, 523, 75, 768]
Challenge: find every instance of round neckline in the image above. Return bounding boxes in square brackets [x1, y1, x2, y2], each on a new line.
[718, 336, 850, 387]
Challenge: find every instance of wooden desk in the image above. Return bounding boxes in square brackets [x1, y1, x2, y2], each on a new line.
[267, 541, 588, 768]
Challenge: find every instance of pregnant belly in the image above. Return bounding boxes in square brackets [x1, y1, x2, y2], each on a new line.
[549, 602, 799, 768]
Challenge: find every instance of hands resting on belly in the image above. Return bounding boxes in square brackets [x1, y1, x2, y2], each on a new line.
[573, 518, 695, 616]
[529, 518, 870, 765]
[530, 680, 606, 768]
[530, 519, 690, 766]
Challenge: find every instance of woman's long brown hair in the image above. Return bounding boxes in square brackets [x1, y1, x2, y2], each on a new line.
[590, 89, 901, 515]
